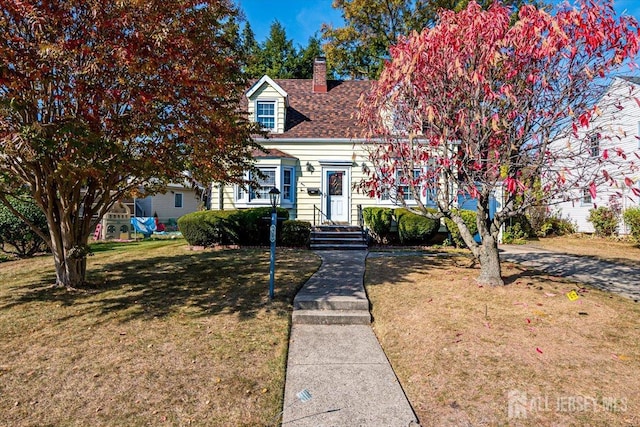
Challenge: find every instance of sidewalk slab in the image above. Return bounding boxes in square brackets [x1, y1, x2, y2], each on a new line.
[282, 250, 419, 426]
[282, 325, 418, 426]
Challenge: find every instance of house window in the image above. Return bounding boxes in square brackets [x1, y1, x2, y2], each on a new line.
[250, 169, 276, 200]
[589, 134, 599, 157]
[381, 169, 421, 203]
[581, 188, 592, 205]
[256, 101, 275, 130]
[174, 192, 183, 208]
[283, 168, 293, 202]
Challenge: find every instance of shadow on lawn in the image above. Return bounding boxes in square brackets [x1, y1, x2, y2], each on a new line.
[366, 249, 562, 288]
[2, 249, 317, 323]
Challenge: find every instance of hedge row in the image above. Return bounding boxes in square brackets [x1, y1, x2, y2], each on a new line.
[177, 208, 311, 247]
[362, 206, 480, 247]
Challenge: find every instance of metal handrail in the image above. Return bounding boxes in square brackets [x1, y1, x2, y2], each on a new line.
[357, 204, 364, 228]
[313, 204, 332, 226]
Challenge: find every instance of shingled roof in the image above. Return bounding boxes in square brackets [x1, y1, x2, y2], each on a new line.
[246, 78, 372, 140]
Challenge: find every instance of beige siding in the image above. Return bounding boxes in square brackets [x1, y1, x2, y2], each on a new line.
[151, 188, 200, 223]
[214, 140, 381, 225]
[247, 83, 287, 134]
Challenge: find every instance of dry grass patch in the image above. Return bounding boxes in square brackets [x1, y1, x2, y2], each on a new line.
[0, 240, 320, 426]
[366, 252, 640, 426]
[528, 235, 640, 265]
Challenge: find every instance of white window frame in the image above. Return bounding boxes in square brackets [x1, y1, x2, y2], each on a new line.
[234, 165, 295, 207]
[174, 192, 183, 208]
[256, 99, 277, 131]
[379, 167, 437, 207]
[581, 188, 592, 205]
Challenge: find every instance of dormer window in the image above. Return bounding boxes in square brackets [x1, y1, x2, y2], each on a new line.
[257, 100, 276, 130]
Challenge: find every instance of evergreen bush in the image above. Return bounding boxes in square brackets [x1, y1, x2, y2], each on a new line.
[282, 220, 311, 247]
[444, 210, 478, 248]
[623, 207, 640, 244]
[362, 207, 394, 244]
[0, 197, 49, 258]
[395, 208, 440, 245]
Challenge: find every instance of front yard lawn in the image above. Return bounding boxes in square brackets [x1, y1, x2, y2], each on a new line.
[366, 252, 640, 426]
[0, 239, 320, 426]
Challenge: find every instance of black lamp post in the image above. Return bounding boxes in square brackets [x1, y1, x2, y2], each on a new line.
[268, 187, 280, 300]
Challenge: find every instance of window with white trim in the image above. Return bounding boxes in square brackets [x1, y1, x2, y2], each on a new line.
[381, 169, 421, 203]
[282, 168, 293, 202]
[174, 192, 183, 208]
[250, 169, 276, 200]
[581, 188, 592, 205]
[256, 101, 276, 130]
[235, 166, 295, 206]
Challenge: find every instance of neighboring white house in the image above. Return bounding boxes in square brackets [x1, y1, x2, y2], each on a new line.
[209, 58, 449, 225]
[552, 76, 640, 234]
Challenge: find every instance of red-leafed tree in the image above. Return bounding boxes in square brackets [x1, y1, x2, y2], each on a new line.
[0, 0, 261, 288]
[358, 0, 640, 285]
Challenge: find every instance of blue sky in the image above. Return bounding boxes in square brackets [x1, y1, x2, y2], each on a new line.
[236, 0, 343, 47]
[237, 0, 640, 47]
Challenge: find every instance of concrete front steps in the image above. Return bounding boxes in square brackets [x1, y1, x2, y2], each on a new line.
[292, 294, 370, 325]
[292, 251, 371, 325]
[309, 225, 367, 250]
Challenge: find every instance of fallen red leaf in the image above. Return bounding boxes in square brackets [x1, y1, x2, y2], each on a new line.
[536, 347, 543, 354]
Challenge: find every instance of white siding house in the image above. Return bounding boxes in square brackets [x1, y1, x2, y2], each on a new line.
[552, 76, 640, 234]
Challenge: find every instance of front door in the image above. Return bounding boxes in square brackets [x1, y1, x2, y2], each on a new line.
[325, 169, 348, 223]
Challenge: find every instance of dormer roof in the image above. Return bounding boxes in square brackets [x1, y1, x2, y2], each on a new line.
[246, 75, 288, 103]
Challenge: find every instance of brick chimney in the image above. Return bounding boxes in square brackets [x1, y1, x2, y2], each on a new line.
[313, 57, 327, 93]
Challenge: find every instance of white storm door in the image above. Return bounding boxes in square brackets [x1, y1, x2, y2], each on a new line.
[325, 169, 348, 223]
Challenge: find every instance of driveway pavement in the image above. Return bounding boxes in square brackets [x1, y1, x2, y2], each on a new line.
[500, 245, 640, 301]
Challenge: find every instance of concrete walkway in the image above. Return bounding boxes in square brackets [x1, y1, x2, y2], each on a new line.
[500, 245, 640, 301]
[281, 251, 419, 426]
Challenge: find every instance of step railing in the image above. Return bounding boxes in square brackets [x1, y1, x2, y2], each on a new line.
[313, 204, 333, 227]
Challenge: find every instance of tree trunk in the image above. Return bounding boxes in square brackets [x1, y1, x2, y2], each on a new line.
[49, 219, 90, 289]
[477, 233, 504, 286]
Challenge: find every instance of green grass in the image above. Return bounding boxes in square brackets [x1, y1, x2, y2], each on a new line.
[0, 239, 321, 426]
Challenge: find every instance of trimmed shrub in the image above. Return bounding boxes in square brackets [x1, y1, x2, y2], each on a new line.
[178, 210, 239, 246]
[395, 208, 440, 245]
[178, 207, 290, 247]
[282, 220, 311, 247]
[0, 197, 49, 258]
[362, 207, 394, 244]
[588, 206, 619, 237]
[444, 210, 478, 248]
[623, 207, 640, 244]
[233, 207, 289, 245]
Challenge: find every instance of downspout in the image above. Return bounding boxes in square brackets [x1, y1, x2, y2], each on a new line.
[218, 183, 224, 211]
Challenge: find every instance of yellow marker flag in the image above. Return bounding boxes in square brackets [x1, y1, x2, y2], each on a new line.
[566, 290, 579, 301]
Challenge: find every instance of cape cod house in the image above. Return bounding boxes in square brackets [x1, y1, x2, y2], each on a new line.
[211, 58, 383, 226]
[551, 76, 640, 234]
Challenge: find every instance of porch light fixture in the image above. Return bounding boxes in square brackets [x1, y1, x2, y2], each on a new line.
[306, 162, 314, 173]
[268, 187, 280, 300]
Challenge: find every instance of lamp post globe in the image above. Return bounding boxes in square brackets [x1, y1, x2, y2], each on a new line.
[269, 187, 280, 211]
